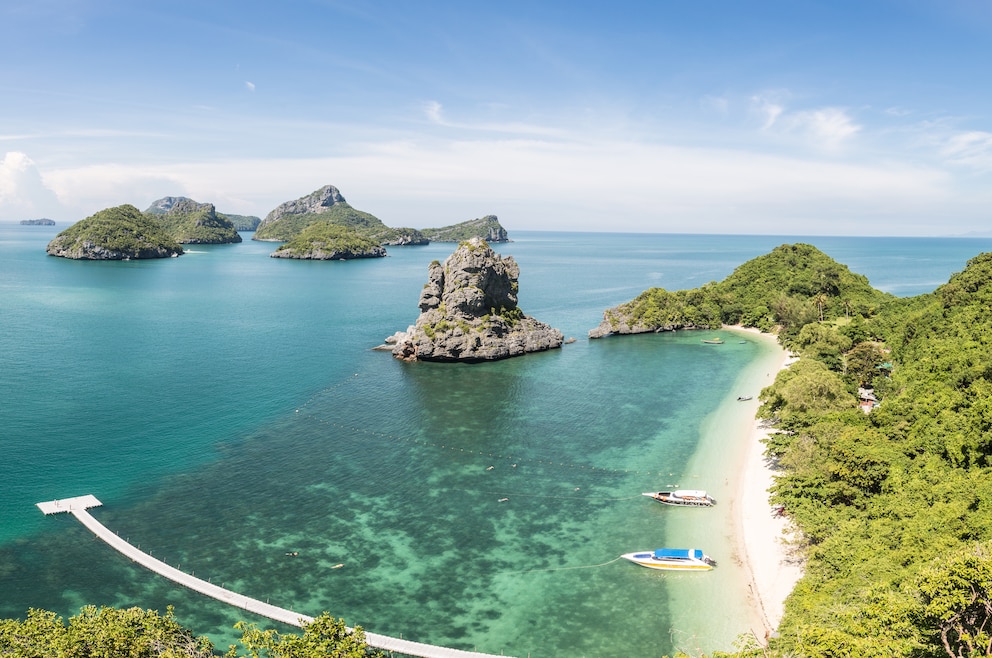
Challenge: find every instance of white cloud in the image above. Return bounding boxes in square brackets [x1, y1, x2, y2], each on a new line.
[245, 81, 256, 92]
[0, 151, 65, 220]
[424, 100, 444, 124]
[941, 131, 992, 169]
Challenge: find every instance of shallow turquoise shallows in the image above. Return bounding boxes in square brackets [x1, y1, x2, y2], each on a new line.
[2, 225, 991, 657]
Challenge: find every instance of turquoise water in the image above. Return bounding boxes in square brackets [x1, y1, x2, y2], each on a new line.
[2, 226, 991, 656]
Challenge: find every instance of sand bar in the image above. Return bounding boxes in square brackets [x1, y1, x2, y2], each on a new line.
[730, 327, 803, 640]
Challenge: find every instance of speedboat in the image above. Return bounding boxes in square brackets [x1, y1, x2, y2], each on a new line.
[622, 548, 716, 571]
[642, 490, 716, 507]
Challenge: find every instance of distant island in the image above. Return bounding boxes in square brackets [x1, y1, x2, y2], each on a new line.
[271, 221, 386, 260]
[254, 185, 509, 259]
[20, 218, 55, 226]
[420, 215, 508, 243]
[144, 197, 242, 244]
[46, 205, 184, 260]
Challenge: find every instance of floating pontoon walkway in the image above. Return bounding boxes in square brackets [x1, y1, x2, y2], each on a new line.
[38, 495, 513, 658]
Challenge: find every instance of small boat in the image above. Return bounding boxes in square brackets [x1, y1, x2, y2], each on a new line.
[701, 337, 724, 344]
[642, 490, 716, 507]
[737, 395, 753, 401]
[622, 548, 716, 571]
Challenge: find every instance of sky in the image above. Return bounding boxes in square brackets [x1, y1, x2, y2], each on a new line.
[2, 0, 992, 236]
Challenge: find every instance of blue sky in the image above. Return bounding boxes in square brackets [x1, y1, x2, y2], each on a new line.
[2, 0, 992, 235]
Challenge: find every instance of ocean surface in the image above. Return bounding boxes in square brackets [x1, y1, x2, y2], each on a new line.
[3, 226, 992, 657]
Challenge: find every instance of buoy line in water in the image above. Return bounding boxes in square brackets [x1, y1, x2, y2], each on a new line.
[494, 555, 625, 577]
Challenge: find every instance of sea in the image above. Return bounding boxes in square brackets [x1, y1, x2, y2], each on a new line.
[2, 225, 991, 657]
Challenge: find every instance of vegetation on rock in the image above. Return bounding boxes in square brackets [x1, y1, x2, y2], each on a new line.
[222, 213, 262, 231]
[254, 185, 426, 246]
[46, 204, 183, 260]
[589, 243, 891, 341]
[145, 197, 242, 244]
[421, 215, 508, 242]
[271, 220, 386, 259]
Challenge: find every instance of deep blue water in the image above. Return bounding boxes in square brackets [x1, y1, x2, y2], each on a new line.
[2, 226, 990, 656]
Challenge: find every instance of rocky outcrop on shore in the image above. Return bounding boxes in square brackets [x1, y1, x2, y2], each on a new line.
[389, 238, 563, 362]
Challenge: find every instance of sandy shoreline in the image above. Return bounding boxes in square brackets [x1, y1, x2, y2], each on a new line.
[728, 326, 803, 642]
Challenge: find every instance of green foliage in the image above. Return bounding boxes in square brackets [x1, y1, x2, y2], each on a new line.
[421, 215, 508, 242]
[0, 608, 385, 658]
[273, 221, 384, 259]
[222, 213, 262, 231]
[47, 204, 184, 258]
[147, 202, 242, 244]
[600, 243, 892, 340]
[256, 203, 390, 242]
[753, 250, 992, 657]
[0, 605, 214, 657]
[225, 613, 386, 658]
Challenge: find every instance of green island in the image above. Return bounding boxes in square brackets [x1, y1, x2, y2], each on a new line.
[271, 220, 387, 260]
[46, 204, 184, 260]
[420, 215, 509, 242]
[254, 185, 508, 253]
[592, 243, 992, 657]
[144, 197, 243, 244]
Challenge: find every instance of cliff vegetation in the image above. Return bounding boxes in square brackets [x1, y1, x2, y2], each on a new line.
[421, 215, 509, 242]
[271, 221, 386, 260]
[46, 204, 184, 260]
[144, 197, 242, 244]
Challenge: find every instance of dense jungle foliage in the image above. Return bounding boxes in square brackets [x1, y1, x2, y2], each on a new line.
[627, 245, 992, 658]
[0, 606, 384, 657]
[46, 204, 184, 258]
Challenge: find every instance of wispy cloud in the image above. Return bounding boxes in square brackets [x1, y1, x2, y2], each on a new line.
[941, 131, 992, 169]
[245, 81, 256, 92]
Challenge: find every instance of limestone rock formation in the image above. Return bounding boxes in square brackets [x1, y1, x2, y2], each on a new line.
[421, 215, 509, 243]
[391, 238, 563, 362]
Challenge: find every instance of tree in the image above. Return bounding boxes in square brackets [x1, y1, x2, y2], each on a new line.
[226, 613, 387, 658]
[916, 542, 992, 657]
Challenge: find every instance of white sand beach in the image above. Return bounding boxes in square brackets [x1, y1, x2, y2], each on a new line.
[731, 328, 803, 640]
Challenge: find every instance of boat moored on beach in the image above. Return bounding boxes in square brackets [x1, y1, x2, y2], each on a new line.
[643, 489, 716, 507]
[621, 548, 716, 571]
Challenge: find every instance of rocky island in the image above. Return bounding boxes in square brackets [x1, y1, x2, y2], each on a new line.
[254, 185, 426, 249]
[144, 196, 242, 244]
[271, 221, 386, 260]
[421, 215, 509, 242]
[46, 204, 184, 260]
[389, 238, 563, 362]
[20, 218, 56, 226]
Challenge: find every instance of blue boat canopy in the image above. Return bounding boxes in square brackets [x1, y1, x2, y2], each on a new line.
[653, 548, 702, 560]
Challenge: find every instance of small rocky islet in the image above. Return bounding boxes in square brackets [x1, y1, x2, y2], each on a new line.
[387, 237, 564, 362]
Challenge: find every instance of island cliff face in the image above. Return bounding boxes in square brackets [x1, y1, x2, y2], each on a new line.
[390, 238, 563, 362]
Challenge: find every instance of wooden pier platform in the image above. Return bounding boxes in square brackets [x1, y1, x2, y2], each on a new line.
[38, 495, 513, 658]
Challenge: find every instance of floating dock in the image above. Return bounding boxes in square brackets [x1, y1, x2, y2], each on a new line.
[38, 495, 512, 658]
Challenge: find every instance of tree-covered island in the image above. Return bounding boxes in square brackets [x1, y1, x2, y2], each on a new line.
[254, 185, 510, 258]
[594, 243, 992, 658]
[144, 197, 243, 244]
[46, 204, 184, 260]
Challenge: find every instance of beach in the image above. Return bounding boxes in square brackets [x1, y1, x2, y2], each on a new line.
[731, 328, 803, 641]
